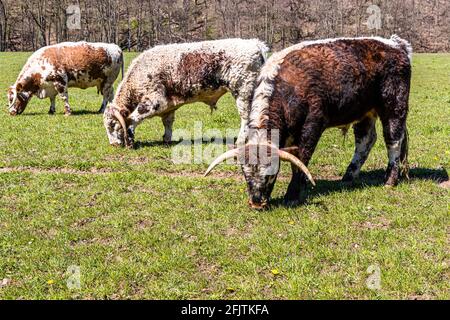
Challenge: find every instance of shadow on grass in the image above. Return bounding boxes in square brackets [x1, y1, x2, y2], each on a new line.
[19, 109, 101, 116]
[134, 137, 236, 149]
[270, 167, 449, 209]
[70, 109, 102, 115]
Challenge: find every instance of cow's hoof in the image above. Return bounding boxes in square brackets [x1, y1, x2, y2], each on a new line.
[48, 111, 55, 115]
[64, 112, 71, 116]
[162, 134, 172, 145]
[384, 176, 398, 187]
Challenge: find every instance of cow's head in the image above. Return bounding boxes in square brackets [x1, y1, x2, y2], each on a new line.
[103, 104, 132, 147]
[7, 83, 31, 115]
[204, 144, 315, 210]
[104, 88, 170, 148]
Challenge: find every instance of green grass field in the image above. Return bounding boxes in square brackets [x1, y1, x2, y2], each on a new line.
[0, 52, 448, 299]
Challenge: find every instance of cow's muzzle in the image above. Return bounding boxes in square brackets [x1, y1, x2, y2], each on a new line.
[248, 199, 269, 210]
[9, 107, 24, 116]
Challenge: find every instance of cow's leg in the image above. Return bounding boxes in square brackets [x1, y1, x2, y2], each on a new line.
[380, 118, 407, 186]
[61, 91, 71, 116]
[284, 116, 325, 206]
[127, 95, 173, 146]
[399, 127, 410, 179]
[98, 84, 114, 114]
[379, 77, 409, 186]
[55, 82, 71, 116]
[127, 100, 167, 147]
[162, 111, 175, 144]
[48, 95, 56, 115]
[235, 96, 250, 145]
[342, 116, 377, 183]
[99, 97, 107, 114]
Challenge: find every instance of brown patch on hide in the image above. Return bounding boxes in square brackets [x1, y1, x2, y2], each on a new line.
[19, 73, 42, 93]
[165, 51, 227, 102]
[47, 73, 64, 82]
[42, 44, 111, 82]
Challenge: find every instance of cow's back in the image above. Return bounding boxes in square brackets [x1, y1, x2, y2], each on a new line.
[43, 43, 109, 80]
[250, 36, 411, 130]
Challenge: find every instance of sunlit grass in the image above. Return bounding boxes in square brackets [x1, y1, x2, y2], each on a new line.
[0, 52, 448, 299]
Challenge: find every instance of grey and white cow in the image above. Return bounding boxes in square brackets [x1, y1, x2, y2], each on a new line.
[103, 38, 269, 148]
[8, 41, 123, 115]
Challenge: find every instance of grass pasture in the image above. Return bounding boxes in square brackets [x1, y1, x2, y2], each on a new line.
[0, 52, 448, 299]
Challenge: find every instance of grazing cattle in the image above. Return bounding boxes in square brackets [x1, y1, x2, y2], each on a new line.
[103, 38, 269, 148]
[205, 35, 412, 210]
[8, 42, 123, 115]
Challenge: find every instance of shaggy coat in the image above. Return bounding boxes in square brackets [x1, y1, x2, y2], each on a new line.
[103, 38, 269, 147]
[8, 42, 123, 115]
[241, 35, 412, 208]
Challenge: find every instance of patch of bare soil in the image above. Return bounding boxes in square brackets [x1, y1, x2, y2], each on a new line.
[0, 166, 116, 175]
[354, 217, 391, 230]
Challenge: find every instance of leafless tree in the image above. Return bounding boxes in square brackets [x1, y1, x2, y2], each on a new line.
[1, 0, 448, 52]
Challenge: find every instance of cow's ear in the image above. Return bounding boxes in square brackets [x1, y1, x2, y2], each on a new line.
[19, 91, 31, 99]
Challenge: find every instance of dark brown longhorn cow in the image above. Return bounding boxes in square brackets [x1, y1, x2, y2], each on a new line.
[206, 35, 412, 209]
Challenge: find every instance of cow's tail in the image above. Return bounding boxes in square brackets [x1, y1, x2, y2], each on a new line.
[391, 34, 413, 63]
[400, 126, 410, 180]
[120, 50, 125, 80]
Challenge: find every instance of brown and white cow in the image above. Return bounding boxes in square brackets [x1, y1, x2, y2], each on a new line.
[103, 38, 269, 147]
[206, 35, 412, 209]
[8, 42, 123, 115]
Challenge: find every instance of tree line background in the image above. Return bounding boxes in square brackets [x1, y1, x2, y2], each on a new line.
[0, 0, 448, 53]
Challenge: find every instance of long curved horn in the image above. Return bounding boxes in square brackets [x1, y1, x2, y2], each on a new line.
[8, 90, 17, 109]
[205, 144, 315, 186]
[278, 149, 315, 186]
[112, 109, 128, 145]
[204, 148, 239, 176]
